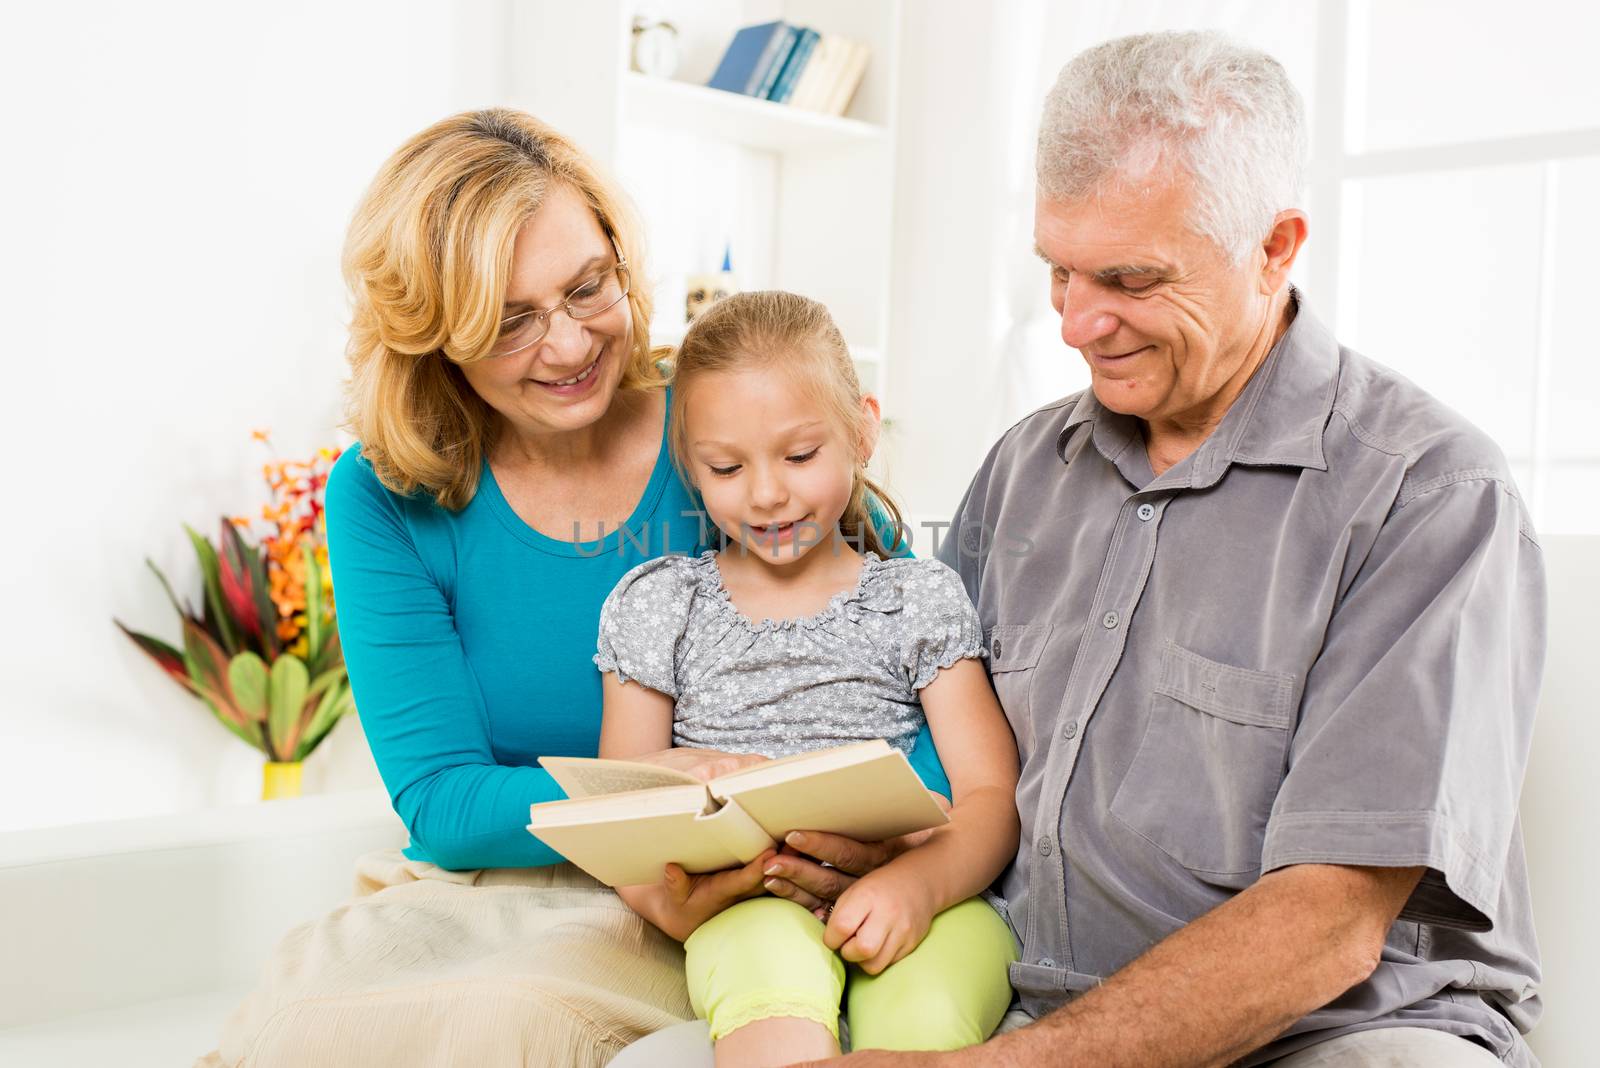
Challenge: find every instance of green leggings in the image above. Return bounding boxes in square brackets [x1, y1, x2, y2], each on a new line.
[683, 895, 1018, 1051]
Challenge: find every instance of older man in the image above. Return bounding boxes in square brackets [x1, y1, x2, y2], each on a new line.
[924, 31, 1540, 1067]
[615, 31, 1542, 1068]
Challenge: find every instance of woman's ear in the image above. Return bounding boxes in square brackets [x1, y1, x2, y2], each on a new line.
[858, 394, 882, 465]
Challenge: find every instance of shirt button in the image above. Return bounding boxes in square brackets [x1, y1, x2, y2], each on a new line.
[1037, 957, 1057, 968]
[1102, 610, 1119, 629]
[1137, 502, 1156, 521]
[1037, 835, 1053, 856]
[992, 637, 1003, 659]
[1062, 720, 1078, 740]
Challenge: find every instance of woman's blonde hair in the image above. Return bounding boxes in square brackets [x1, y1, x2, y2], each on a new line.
[670, 291, 906, 558]
[343, 108, 667, 509]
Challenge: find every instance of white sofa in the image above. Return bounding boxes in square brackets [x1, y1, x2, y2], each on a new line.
[2, 536, 1593, 1067]
[0, 788, 406, 1066]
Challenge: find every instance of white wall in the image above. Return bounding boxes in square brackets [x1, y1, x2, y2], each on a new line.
[0, 0, 510, 831]
[4, 1, 1595, 834]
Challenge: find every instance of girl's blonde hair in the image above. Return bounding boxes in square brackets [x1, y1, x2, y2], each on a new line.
[342, 108, 668, 510]
[670, 291, 906, 558]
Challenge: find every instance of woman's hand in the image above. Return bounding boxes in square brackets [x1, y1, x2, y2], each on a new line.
[618, 849, 778, 943]
[630, 747, 772, 782]
[764, 791, 952, 912]
[821, 865, 937, 975]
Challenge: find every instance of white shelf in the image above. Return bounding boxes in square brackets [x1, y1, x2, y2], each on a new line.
[512, 3, 902, 411]
[623, 72, 886, 154]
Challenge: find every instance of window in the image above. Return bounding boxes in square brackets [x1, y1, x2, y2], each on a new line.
[1308, 0, 1600, 532]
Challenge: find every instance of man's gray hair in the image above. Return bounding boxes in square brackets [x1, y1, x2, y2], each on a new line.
[1037, 31, 1307, 264]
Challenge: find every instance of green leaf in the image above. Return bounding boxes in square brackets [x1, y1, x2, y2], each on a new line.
[247, 541, 280, 659]
[178, 632, 267, 757]
[177, 642, 267, 757]
[115, 619, 190, 684]
[192, 683, 266, 753]
[295, 683, 354, 762]
[228, 651, 270, 722]
[143, 558, 195, 622]
[181, 617, 235, 711]
[267, 655, 310, 761]
[303, 544, 324, 667]
[185, 524, 241, 656]
[310, 624, 344, 678]
[306, 665, 346, 702]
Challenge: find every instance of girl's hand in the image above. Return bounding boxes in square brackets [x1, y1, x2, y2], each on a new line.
[630, 747, 772, 782]
[620, 849, 778, 943]
[820, 865, 937, 975]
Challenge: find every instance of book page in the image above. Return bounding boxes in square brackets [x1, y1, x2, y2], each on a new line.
[715, 743, 948, 845]
[710, 739, 890, 792]
[540, 756, 701, 799]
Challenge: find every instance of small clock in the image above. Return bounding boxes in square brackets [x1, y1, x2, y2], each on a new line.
[630, 15, 681, 79]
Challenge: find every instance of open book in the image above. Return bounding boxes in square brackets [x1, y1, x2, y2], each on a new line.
[527, 739, 948, 887]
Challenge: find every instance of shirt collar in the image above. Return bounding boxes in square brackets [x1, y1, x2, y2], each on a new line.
[1055, 288, 1337, 487]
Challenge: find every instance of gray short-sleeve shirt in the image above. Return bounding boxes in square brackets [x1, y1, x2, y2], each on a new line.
[594, 551, 986, 758]
[937, 294, 1544, 1066]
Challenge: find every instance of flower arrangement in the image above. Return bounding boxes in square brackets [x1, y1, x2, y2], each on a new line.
[116, 434, 352, 795]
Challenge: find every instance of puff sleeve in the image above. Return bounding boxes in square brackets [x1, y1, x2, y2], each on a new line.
[593, 556, 698, 697]
[896, 558, 988, 691]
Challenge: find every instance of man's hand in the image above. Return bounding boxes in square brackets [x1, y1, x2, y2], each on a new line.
[821, 865, 938, 975]
[629, 747, 772, 782]
[617, 849, 777, 943]
[766, 791, 953, 912]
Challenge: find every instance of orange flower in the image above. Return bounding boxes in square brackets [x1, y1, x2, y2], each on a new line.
[239, 436, 344, 648]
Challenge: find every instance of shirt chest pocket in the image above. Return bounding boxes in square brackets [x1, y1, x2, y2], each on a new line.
[1108, 641, 1296, 885]
[986, 622, 1053, 761]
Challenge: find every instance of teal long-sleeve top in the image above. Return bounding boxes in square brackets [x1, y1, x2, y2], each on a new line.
[324, 388, 949, 871]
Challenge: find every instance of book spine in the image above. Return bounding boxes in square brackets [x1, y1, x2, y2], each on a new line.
[694, 795, 775, 862]
[754, 26, 799, 99]
[791, 36, 834, 112]
[743, 22, 793, 96]
[825, 39, 870, 117]
[768, 28, 818, 104]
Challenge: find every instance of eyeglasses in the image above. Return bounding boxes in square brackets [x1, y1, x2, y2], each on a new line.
[489, 260, 631, 358]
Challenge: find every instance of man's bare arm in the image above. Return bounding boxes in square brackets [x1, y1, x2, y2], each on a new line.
[776, 822, 1427, 1067]
[952, 862, 1424, 1068]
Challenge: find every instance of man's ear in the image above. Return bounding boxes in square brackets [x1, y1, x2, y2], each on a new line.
[858, 394, 883, 465]
[1259, 209, 1309, 296]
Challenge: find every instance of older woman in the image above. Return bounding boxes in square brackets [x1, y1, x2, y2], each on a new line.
[198, 109, 948, 1068]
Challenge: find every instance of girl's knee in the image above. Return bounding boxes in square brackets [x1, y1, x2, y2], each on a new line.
[684, 896, 828, 967]
[844, 897, 1018, 1051]
[684, 897, 845, 1038]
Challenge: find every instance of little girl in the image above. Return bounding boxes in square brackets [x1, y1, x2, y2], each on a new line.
[593, 291, 1021, 1065]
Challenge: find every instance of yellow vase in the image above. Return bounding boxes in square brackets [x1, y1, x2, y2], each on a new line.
[262, 761, 304, 800]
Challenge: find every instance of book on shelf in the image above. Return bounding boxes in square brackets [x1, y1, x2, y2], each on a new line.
[526, 739, 948, 887]
[768, 27, 820, 104]
[707, 20, 793, 97]
[753, 24, 800, 100]
[705, 22, 871, 118]
[822, 38, 871, 117]
[791, 35, 870, 117]
[788, 34, 839, 111]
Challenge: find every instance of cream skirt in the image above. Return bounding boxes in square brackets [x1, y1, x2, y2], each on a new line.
[196, 849, 693, 1067]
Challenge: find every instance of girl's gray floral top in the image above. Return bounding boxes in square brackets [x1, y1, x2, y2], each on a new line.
[593, 551, 986, 758]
